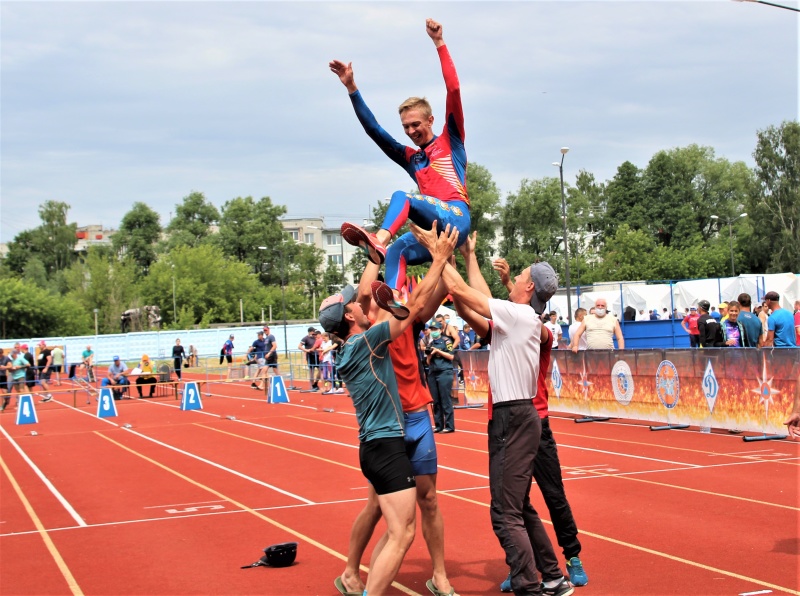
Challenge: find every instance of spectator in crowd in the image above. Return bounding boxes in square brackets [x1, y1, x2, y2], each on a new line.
[0, 349, 11, 410]
[544, 311, 562, 350]
[757, 300, 770, 337]
[51, 345, 65, 386]
[436, 313, 461, 347]
[637, 309, 646, 320]
[298, 327, 321, 391]
[697, 300, 722, 347]
[36, 341, 54, 402]
[570, 298, 624, 352]
[718, 300, 747, 347]
[262, 325, 280, 375]
[568, 308, 588, 351]
[3, 348, 29, 410]
[763, 291, 797, 347]
[459, 323, 475, 350]
[709, 306, 721, 321]
[681, 306, 701, 347]
[737, 293, 763, 348]
[135, 354, 158, 398]
[82, 345, 95, 381]
[718, 302, 729, 322]
[102, 356, 129, 399]
[188, 345, 198, 368]
[22, 344, 36, 393]
[649, 309, 659, 321]
[426, 321, 456, 433]
[318, 332, 337, 394]
[172, 338, 186, 380]
[794, 300, 800, 346]
[662, 307, 670, 320]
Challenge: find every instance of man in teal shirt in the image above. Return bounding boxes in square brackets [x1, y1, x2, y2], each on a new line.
[318, 223, 457, 596]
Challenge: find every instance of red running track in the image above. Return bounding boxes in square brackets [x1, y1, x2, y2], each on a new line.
[1, 379, 798, 595]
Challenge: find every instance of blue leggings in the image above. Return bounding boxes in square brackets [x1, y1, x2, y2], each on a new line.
[381, 190, 470, 289]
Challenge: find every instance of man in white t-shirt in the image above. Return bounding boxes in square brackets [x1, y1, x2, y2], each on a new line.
[412, 226, 571, 596]
[544, 311, 562, 349]
[568, 308, 588, 351]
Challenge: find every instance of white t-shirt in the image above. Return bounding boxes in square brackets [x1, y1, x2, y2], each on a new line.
[569, 321, 588, 350]
[321, 340, 334, 364]
[487, 299, 541, 404]
[544, 321, 561, 348]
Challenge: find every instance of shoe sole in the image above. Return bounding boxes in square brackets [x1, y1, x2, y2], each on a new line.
[371, 281, 410, 320]
[341, 223, 385, 265]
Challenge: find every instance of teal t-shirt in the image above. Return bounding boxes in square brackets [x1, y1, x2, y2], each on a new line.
[738, 311, 762, 348]
[768, 308, 797, 347]
[336, 321, 404, 443]
[11, 355, 27, 380]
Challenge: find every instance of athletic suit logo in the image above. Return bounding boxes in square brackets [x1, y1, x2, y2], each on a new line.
[656, 360, 680, 409]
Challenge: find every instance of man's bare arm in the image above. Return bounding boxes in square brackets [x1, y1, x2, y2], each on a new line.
[615, 320, 625, 350]
[492, 258, 515, 295]
[458, 231, 492, 298]
[571, 323, 586, 353]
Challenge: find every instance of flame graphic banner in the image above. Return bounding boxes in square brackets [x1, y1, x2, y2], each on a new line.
[459, 348, 799, 434]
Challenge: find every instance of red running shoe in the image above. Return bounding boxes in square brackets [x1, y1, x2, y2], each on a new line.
[371, 281, 410, 320]
[341, 222, 386, 265]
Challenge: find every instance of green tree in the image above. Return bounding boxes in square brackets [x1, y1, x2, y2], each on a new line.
[113, 202, 162, 275]
[745, 120, 800, 273]
[165, 191, 220, 249]
[4, 201, 77, 278]
[62, 247, 141, 334]
[0, 278, 91, 338]
[216, 196, 287, 285]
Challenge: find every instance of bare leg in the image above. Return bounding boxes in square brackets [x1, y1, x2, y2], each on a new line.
[341, 487, 381, 593]
[365, 487, 416, 595]
[415, 474, 452, 593]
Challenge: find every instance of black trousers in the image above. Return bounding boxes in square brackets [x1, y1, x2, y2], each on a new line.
[534, 417, 581, 560]
[136, 376, 157, 397]
[489, 401, 560, 595]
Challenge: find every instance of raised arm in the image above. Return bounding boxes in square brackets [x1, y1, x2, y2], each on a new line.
[492, 258, 515, 295]
[458, 231, 492, 298]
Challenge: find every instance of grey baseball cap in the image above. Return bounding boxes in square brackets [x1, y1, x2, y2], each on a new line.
[318, 285, 357, 334]
[529, 262, 558, 315]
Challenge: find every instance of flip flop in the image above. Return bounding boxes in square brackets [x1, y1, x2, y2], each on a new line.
[334, 576, 362, 596]
[341, 222, 386, 265]
[371, 281, 410, 320]
[426, 579, 457, 596]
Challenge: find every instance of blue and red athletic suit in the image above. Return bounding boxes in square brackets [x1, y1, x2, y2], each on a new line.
[349, 44, 471, 289]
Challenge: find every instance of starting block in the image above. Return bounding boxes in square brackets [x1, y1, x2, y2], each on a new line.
[16, 394, 38, 425]
[268, 376, 289, 404]
[97, 388, 119, 418]
[181, 381, 203, 411]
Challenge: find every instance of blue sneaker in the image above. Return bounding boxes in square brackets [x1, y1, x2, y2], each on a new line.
[566, 557, 588, 586]
[499, 572, 512, 592]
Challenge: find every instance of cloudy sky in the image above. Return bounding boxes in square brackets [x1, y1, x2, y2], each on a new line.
[1, 1, 797, 243]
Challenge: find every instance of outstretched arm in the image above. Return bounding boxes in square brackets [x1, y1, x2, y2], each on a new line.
[426, 18, 445, 48]
[458, 231, 493, 298]
[329, 60, 357, 94]
[493, 258, 515, 295]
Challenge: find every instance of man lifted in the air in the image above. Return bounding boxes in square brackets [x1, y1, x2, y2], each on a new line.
[330, 18, 471, 294]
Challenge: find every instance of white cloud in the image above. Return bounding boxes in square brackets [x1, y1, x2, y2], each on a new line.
[1, 1, 797, 242]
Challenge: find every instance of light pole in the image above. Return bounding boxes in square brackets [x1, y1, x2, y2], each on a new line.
[171, 264, 177, 324]
[710, 213, 748, 276]
[552, 147, 572, 322]
[93, 308, 99, 336]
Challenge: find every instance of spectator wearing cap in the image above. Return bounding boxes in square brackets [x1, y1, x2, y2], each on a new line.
[220, 334, 235, 380]
[697, 300, 722, 348]
[681, 306, 701, 348]
[718, 302, 729, 322]
[709, 305, 721, 321]
[571, 298, 625, 351]
[737, 293, 764, 347]
[102, 356, 129, 399]
[135, 354, 158, 398]
[262, 326, 280, 373]
[298, 327, 321, 391]
[426, 320, 456, 433]
[763, 291, 797, 347]
[36, 340, 54, 402]
[3, 348, 29, 411]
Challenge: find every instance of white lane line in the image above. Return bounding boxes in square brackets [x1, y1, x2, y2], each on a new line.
[143, 499, 226, 509]
[558, 443, 702, 467]
[0, 494, 375, 538]
[40, 398, 315, 505]
[0, 425, 87, 527]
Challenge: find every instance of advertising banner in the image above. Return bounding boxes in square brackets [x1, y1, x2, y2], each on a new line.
[462, 348, 799, 435]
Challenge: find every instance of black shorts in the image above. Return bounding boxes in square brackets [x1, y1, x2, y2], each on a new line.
[53, 365, 62, 373]
[359, 437, 416, 496]
[223, 354, 232, 364]
[266, 353, 278, 367]
[39, 368, 52, 381]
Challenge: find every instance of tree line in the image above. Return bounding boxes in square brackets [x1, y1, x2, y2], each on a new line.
[1, 121, 797, 339]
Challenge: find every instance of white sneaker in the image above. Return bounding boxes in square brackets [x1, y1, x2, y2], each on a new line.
[41, 394, 53, 403]
[334, 388, 345, 394]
